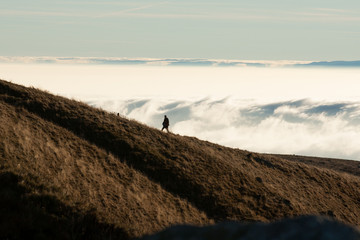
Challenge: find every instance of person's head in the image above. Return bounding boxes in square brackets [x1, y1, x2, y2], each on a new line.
[164, 115, 167, 118]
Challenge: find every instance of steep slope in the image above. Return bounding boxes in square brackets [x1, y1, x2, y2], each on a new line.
[0, 79, 360, 239]
[0, 82, 210, 239]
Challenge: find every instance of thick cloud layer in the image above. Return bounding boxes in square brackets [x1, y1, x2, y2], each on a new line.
[88, 97, 360, 160]
[2, 62, 360, 160]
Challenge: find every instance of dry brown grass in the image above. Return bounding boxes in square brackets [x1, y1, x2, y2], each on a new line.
[270, 154, 360, 177]
[0, 79, 360, 239]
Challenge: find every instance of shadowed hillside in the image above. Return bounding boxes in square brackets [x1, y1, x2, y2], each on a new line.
[0, 79, 360, 239]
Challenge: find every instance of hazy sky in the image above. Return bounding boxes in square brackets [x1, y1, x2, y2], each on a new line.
[1, 0, 360, 60]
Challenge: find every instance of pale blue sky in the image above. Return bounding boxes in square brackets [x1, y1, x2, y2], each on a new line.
[1, 0, 360, 60]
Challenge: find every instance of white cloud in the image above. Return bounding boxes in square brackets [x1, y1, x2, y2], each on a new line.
[87, 97, 360, 160]
[2, 62, 360, 160]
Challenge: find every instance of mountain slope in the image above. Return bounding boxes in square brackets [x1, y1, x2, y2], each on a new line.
[0, 79, 360, 239]
[0, 81, 210, 239]
[270, 154, 360, 177]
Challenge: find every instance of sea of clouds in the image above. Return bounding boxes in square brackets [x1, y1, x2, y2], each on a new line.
[88, 97, 360, 160]
[1, 57, 359, 160]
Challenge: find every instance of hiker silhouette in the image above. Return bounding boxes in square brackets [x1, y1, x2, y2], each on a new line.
[161, 115, 170, 133]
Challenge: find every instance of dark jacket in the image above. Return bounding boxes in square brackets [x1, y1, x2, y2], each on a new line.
[163, 117, 169, 127]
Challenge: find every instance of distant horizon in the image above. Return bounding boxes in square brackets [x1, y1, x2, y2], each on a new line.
[1, 56, 360, 68]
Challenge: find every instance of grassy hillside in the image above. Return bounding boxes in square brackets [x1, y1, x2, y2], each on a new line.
[270, 154, 360, 177]
[0, 79, 359, 239]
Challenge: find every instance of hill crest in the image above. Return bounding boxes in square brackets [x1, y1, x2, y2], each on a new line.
[0, 79, 359, 239]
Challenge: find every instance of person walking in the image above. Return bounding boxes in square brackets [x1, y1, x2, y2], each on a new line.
[161, 115, 170, 133]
